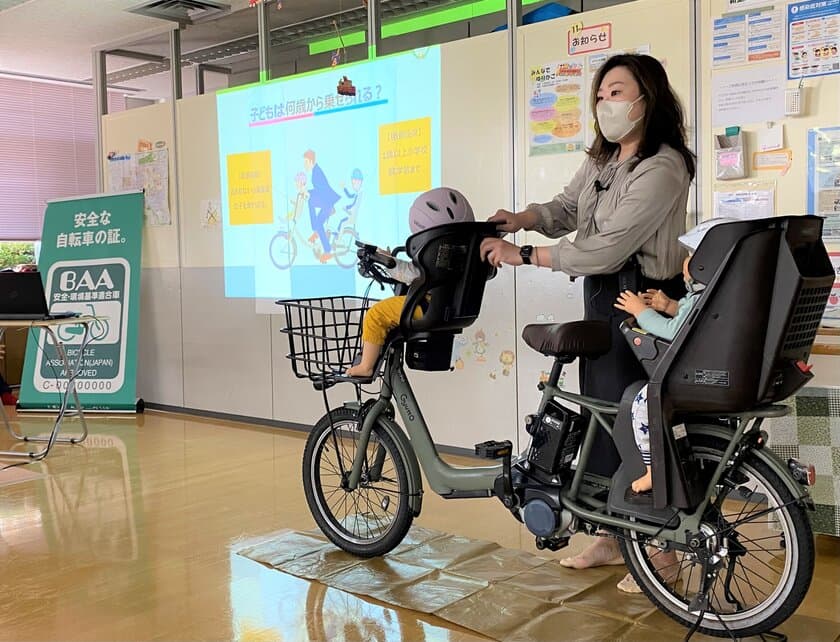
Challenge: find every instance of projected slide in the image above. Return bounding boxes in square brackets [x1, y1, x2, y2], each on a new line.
[217, 47, 441, 299]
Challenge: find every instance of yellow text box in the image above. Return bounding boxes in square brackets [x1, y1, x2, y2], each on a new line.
[378, 118, 432, 195]
[227, 150, 273, 225]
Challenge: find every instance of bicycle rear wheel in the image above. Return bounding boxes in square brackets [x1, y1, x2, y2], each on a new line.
[333, 228, 359, 268]
[619, 432, 814, 638]
[303, 407, 413, 557]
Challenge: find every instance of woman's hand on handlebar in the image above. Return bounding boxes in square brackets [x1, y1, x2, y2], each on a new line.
[487, 209, 538, 233]
[480, 237, 522, 268]
[614, 290, 647, 317]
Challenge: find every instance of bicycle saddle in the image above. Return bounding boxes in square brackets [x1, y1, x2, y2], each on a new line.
[522, 320, 611, 359]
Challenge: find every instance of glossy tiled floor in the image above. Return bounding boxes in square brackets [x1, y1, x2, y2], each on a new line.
[0, 409, 838, 641]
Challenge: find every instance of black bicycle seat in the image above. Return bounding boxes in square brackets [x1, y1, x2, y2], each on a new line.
[522, 321, 611, 359]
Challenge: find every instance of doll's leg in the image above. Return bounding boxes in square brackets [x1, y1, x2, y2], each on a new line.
[346, 297, 404, 376]
[631, 385, 652, 493]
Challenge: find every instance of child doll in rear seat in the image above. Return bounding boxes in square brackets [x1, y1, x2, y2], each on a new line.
[613, 218, 735, 497]
[345, 187, 475, 378]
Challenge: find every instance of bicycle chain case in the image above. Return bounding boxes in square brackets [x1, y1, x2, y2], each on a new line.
[525, 399, 586, 477]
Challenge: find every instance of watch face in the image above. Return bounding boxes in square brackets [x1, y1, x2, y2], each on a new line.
[520, 245, 533, 264]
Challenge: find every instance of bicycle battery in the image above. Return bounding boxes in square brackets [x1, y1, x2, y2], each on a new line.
[526, 400, 586, 477]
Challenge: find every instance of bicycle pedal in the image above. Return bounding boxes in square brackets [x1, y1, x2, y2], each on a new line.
[474, 440, 513, 459]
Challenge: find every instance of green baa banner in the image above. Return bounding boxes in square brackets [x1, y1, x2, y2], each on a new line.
[19, 191, 144, 411]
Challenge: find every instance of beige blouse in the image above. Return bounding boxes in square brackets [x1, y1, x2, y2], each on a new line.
[527, 144, 691, 280]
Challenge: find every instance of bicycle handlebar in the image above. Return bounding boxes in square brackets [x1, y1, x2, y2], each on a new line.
[355, 241, 401, 288]
[355, 241, 397, 269]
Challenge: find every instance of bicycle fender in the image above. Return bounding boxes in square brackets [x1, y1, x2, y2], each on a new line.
[686, 423, 811, 506]
[377, 415, 424, 517]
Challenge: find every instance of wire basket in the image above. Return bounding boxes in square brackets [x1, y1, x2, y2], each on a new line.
[279, 296, 369, 382]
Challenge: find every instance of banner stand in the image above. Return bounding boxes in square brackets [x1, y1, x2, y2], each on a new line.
[19, 191, 144, 413]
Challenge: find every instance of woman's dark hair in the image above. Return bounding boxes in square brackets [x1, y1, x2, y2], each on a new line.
[587, 54, 695, 180]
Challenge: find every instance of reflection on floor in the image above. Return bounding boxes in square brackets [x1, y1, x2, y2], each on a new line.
[0, 409, 838, 641]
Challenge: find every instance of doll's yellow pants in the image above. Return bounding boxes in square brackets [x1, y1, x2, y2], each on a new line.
[363, 296, 423, 345]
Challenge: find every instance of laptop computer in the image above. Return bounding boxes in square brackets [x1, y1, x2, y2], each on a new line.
[0, 272, 78, 321]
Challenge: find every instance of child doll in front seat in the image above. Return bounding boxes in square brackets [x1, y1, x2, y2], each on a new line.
[613, 217, 735, 497]
[346, 187, 475, 377]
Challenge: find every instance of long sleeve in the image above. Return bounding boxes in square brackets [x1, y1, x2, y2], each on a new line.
[547, 147, 690, 280]
[635, 294, 697, 341]
[385, 258, 420, 285]
[526, 160, 591, 238]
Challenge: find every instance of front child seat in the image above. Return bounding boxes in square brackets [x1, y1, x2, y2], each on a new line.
[398, 221, 499, 370]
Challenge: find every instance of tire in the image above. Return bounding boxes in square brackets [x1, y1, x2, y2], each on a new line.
[302, 407, 413, 557]
[333, 228, 359, 268]
[269, 231, 297, 269]
[619, 432, 814, 638]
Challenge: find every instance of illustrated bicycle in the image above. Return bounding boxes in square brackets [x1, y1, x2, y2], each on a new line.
[269, 193, 358, 269]
[279, 218, 830, 639]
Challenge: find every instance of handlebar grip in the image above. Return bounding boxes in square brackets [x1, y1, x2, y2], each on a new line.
[355, 241, 396, 269]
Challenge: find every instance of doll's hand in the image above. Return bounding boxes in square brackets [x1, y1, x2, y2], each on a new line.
[614, 290, 648, 317]
[641, 289, 669, 312]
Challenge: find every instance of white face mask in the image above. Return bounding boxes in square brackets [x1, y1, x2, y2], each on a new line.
[685, 277, 705, 294]
[596, 95, 644, 143]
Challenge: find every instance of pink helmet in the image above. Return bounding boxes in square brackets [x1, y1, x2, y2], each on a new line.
[408, 187, 474, 234]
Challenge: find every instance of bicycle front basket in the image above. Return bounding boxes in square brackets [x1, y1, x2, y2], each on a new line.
[278, 296, 369, 381]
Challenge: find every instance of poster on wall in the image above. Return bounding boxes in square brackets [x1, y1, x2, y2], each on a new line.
[712, 64, 785, 127]
[18, 191, 144, 411]
[713, 14, 747, 67]
[746, 7, 784, 62]
[787, 0, 840, 79]
[713, 185, 776, 219]
[711, 7, 783, 68]
[106, 150, 171, 226]
[808, 127, 840, 238]
[528, 61, 585, 156]
[567, 23, 611, 57]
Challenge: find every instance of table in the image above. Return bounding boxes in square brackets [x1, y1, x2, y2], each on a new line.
[0, 316, 96, 460]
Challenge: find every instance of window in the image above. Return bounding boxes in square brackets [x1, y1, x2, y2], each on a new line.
[0, 77, 124, 241]
[0, 241, 35, 269]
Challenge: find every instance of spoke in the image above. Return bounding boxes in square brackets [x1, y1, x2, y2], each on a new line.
[731, 486, 759, 525]
[321, 450, 342, 478]
[361, 492, 389, 535]
[684, 558, 695, 602]
[323, 486, 344, 502]
[736, 533, 786, 555]
[730, 573, 751, 609]
[744, 550, 784, 576]
[733, 559, 774, 595]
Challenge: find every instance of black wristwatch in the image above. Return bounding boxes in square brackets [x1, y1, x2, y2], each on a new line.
[520, 245, 534, 265]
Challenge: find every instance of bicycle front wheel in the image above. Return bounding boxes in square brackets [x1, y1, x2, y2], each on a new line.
[619, 432, 814, 638]
[303, 407, 413, 557]
[269, 231, 297, 269]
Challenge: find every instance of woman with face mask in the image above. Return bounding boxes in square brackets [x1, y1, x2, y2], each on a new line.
[480, 54, 695, 577]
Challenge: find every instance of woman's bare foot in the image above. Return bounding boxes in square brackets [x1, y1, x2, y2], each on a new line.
[631, 466, 652, 493]
[559, 535, 624, 569]
[617, 549, 679, 593]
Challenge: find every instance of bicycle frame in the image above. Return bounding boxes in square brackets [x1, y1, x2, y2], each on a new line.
[344, 341, 805, 547]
